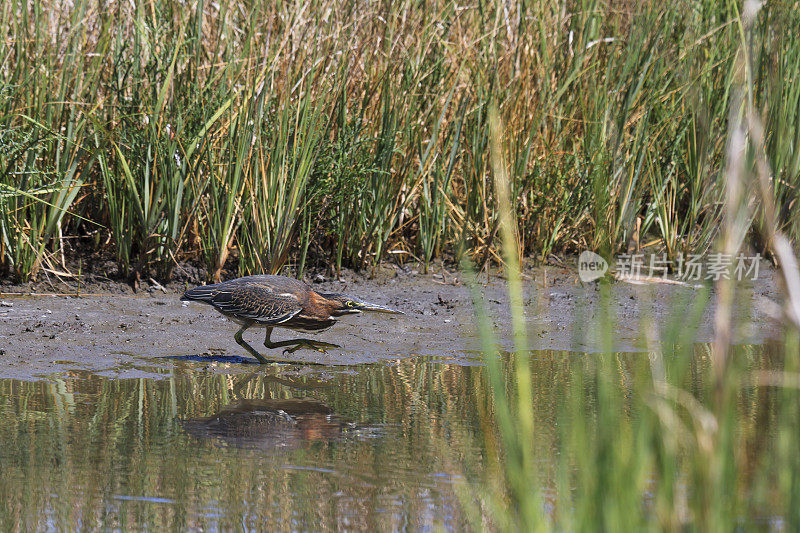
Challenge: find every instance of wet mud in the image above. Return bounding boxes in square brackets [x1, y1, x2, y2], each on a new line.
[0, 264, 783, 380]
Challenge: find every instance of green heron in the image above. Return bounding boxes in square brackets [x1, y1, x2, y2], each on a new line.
[181, 274, 403, 363]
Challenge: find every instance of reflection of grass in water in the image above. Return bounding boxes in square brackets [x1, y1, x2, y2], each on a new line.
[0, 340, 792, 529]
[0, 361, 495, 530]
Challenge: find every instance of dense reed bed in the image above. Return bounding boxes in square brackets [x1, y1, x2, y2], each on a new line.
[1, 0, 798, 282]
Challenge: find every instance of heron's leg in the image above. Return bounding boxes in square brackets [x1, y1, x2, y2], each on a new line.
[231, 324, 324, 365]
[263, 327, 277, 348]
[263, 327, 339, 354]
[234, 322, 271, 364]
[281, 340, 340, 354]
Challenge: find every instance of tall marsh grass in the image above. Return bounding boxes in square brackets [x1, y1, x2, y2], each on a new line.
[1, 0, 798, 280]
[465, 2, 800, 527]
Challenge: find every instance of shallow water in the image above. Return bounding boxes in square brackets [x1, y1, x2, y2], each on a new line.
[0, 356, 494, 530]
[0, 345, 787, 530]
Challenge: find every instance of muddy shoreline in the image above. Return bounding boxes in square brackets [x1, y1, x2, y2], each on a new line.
[0, 262, 783, 380]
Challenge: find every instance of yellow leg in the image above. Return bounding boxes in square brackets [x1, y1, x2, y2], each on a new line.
[263, 327, 340, 354]
[234, 322, 272, 363]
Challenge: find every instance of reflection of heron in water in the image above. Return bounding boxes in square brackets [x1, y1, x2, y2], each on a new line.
[182, 397, 355, 450]
[183, 372, 376, 449]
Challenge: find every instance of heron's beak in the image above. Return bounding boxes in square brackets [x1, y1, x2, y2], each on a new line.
[356, 301, 404, 315]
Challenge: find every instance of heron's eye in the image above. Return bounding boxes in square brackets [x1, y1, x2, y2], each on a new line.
[346, 301, 355, 307]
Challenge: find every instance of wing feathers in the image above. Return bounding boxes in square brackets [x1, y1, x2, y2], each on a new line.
[183, 280, 303, 325]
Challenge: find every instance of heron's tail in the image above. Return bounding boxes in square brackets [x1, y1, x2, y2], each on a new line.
[181, 284, 221, 303]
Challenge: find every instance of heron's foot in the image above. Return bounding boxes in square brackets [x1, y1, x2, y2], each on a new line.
[242, 346, 292, 365]
[282, 340, 340, 355]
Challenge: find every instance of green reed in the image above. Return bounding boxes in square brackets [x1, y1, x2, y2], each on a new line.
[1, 0, 798, 281]
[465, 3, 800, 527]
[465, 294, 800, 529]
[0, 0, 99, 280]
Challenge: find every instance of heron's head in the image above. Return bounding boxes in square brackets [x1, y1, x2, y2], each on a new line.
[321, 293, 404, 317]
